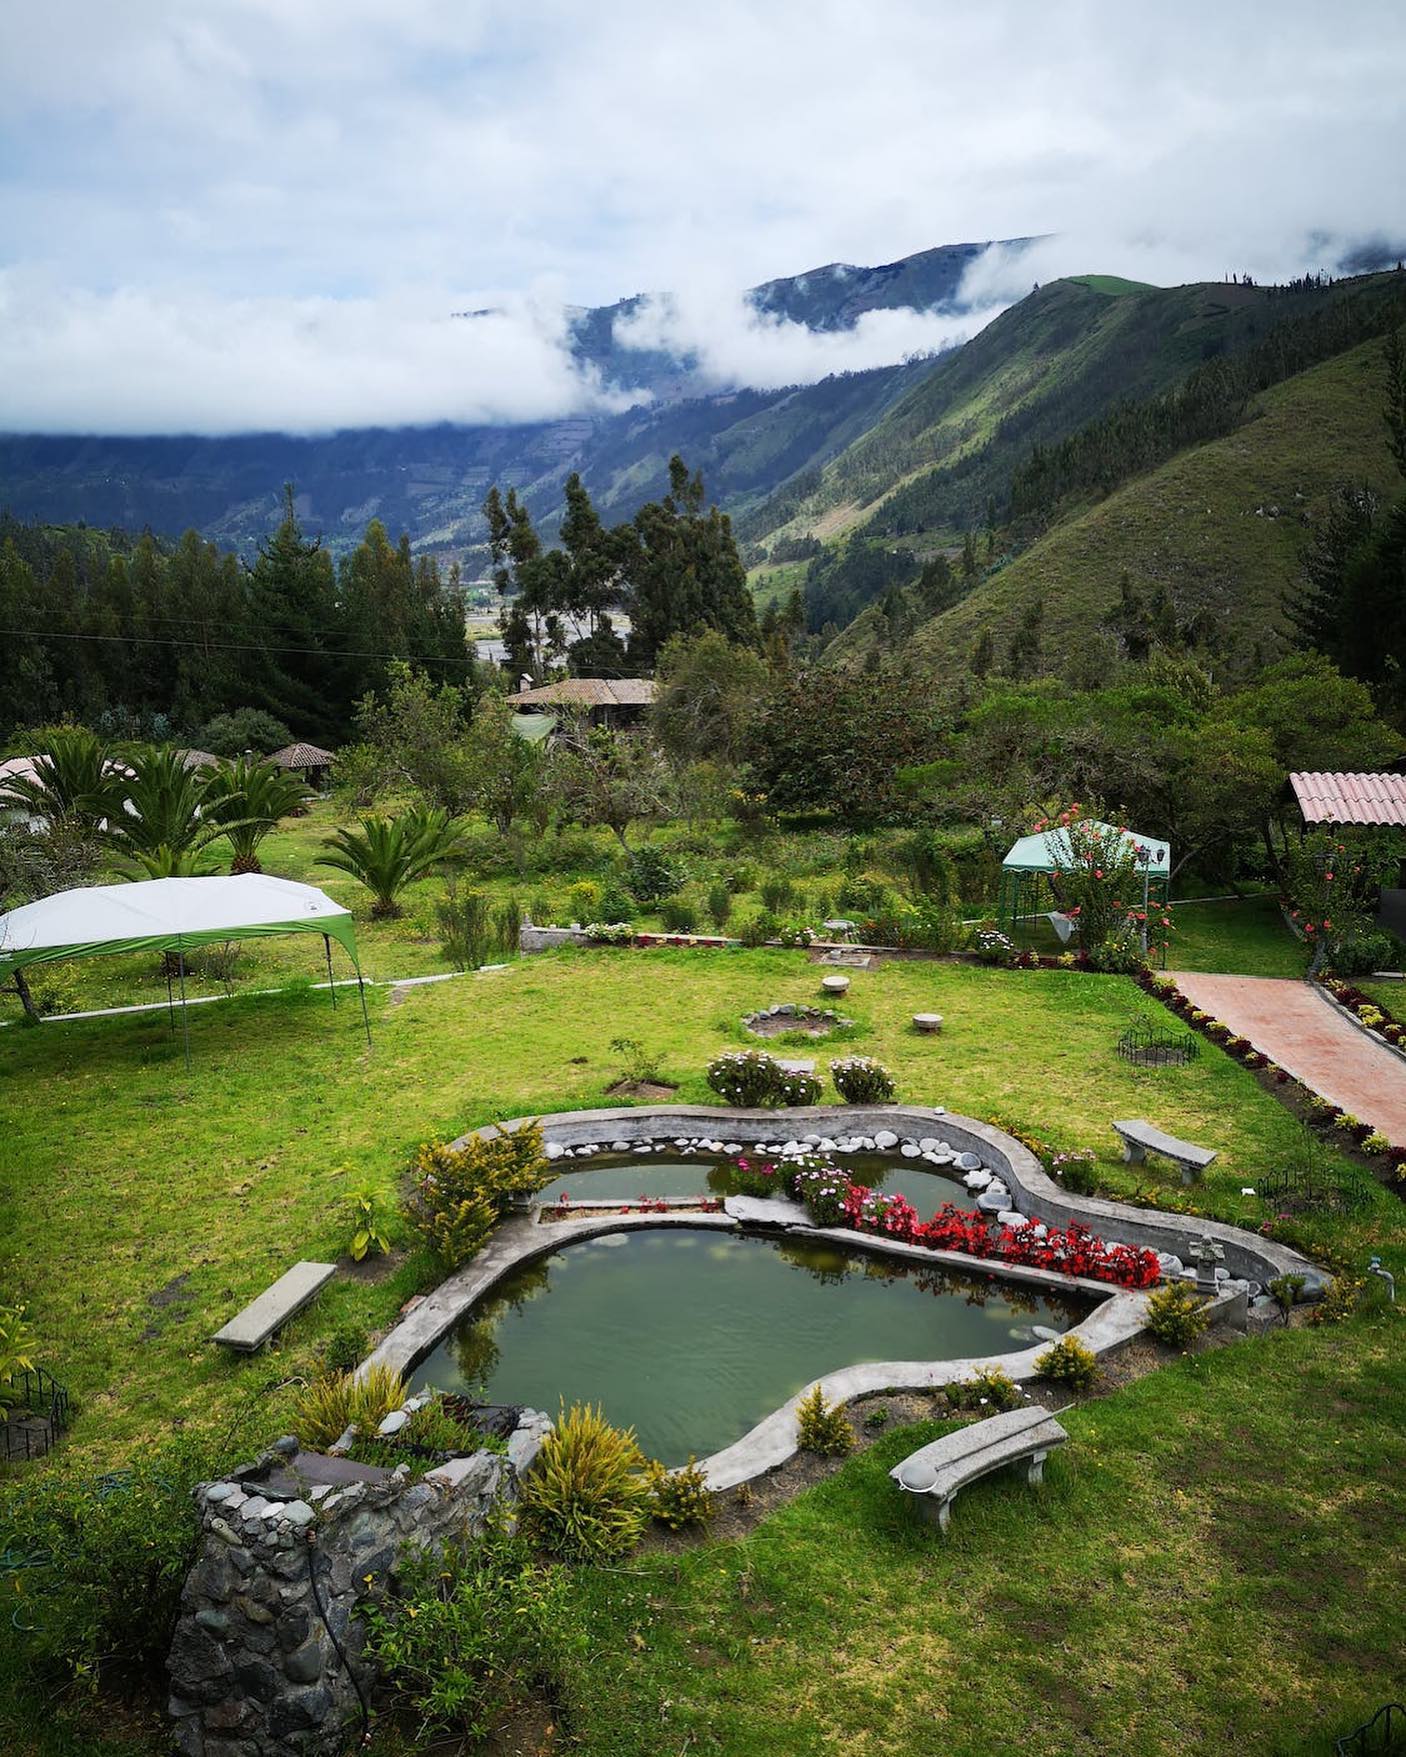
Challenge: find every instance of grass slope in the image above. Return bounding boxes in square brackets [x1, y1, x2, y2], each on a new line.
[833, 338, 1398, 678]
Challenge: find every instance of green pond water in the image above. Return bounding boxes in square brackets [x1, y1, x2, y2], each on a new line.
[537, 1150, 970, 1209]
[410, 1228, 1095, 1465]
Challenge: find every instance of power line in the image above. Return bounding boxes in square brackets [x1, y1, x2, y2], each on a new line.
[0, 625, 483, 667]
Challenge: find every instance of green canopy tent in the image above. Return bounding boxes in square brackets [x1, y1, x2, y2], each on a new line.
[997, 821, 1171, 961]
[0, 874, 371, 1063]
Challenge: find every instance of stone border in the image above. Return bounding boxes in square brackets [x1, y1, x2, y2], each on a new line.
[365, 1104, 1317, 1490]
[1311, 978, 1406, 1072]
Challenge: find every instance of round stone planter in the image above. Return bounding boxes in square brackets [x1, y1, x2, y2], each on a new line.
[913, 1013, 943, 1034]
[743, 1003, 851, 1040]
[821, 974, 851, 996]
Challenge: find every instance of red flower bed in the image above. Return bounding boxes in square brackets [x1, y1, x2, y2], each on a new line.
[829, 1181, 1160, 1289]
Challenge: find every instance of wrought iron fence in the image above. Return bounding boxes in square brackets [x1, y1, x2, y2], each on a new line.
[1335, 1702, 1406, 1755]
[1, 1365, 71, 1463]
[1116, 1022, 1198, 1066]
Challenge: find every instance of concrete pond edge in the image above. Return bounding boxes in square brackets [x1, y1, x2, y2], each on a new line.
[363, 1104, 1322, 1491]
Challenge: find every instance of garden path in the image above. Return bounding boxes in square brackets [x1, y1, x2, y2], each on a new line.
[1170, 971, 1406, 1141]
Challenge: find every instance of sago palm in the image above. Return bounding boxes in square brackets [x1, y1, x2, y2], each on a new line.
[200, 756, 309, 873]
[105, 746, 238, 869]
[2, 728, 127, 828]
[316, 808, 465, 917]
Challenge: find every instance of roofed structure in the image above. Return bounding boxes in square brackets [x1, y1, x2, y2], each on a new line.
[1289, 771, 1406, 827]
[509, 678, 655, 710]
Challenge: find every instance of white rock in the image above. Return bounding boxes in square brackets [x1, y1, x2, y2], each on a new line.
[309, 1485, 333, 1502]
[874, 1129, 899, 1149]
[963, 1169, 992, 1190]
[859, 1136, 877, 1150]
[922, 1151, 942, 1164]
[918, 1138, 941, 1153]
[544, 1142, 565, 1160]
[976, 1190, 1008, 1213]
[205, 1482, 239, 1504]
[819, 1139, 838, 1152]
[955, 1151, 982, 1171]
[781, 1141, 803, 1156]
[996, 1210, 1028, 1228]
[239, 1496, 270, 1520]
[378, 1410, 410, 1436]
[1031, 1324, 1062, 1343]
[1157, 1252, 1185, 1276]
[725, 1143, 743, 1155]
[900, 1143, 921, 1158]
[610, 1140, 631, 1152]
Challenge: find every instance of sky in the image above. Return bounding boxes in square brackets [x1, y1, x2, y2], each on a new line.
[1, 0, 1403, 434]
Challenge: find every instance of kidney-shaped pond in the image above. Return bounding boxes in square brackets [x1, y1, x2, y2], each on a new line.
[410, 1228, 1098, 1465]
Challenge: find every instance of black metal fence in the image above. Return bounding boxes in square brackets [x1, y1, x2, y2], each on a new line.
[1, 1365, 71, 1463]
[1335, 1702, 1406, 1755]
[1117, 1022, 1198, 1066]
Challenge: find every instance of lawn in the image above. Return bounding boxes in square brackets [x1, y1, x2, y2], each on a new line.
[4, 940, 1402, 1755]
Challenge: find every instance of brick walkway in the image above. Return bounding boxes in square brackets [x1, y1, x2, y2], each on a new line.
[1170, 971, 1406, 1141]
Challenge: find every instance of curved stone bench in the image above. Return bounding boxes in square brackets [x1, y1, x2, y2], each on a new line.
[891, 1405, 1069, 1533]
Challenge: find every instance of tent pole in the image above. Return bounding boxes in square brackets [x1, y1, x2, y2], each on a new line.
[354, 960, 372, 1049]
[165, 961, 176, 1033]
[177, 939, 191, 1071]
[323, 934, 337, 1008]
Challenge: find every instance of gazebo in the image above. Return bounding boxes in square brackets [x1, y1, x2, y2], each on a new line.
[0, 874, 370, 1061]
[997, 821, 1170, 952]
[270, 743, 335, 789]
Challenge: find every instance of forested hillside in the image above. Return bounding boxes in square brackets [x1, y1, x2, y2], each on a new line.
[829, 336, 1400, 681]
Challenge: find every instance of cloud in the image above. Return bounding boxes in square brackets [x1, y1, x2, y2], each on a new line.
[0, 273, 640, 435]
[612, 288, 1008, 392]
[0, 0, 1402, 432]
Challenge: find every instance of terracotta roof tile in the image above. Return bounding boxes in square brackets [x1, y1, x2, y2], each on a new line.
[1289, 771, 1406, 826]
[509, 678, 656, 709]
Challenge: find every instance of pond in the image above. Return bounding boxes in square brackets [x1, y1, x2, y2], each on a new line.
[409, 1228, 1097, 1465]
[536, 1149, 971, 1209]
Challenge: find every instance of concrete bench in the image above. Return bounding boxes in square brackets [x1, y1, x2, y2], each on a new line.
[1112, 1119, 1217, 1185]
[890, 1404, 1068, 1533]
[211, 1262, 337, 1352]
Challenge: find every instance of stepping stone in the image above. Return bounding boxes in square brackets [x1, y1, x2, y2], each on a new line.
[724, 1195, 809, 1229]
[913, 1014, 943, 1033]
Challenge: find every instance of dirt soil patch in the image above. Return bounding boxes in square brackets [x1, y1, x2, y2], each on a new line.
[604, 1078, 678, 1101]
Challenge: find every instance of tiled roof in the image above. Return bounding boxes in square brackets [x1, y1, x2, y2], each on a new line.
[1289, 771, 1406, 826]
[509, 678, 656, 709]
[270, 743, 336, 770]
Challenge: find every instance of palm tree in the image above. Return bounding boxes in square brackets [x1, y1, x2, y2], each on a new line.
[105, 746, 236, 874]
[1, 729, 127, 829]
[316, 809, 465, 918]
[200, 756, 309, 874]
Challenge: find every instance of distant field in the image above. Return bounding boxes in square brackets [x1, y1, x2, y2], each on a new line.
[1068, 272, 1157, 294]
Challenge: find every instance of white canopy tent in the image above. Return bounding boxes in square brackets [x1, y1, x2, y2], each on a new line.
[0, 875, 370, 1059]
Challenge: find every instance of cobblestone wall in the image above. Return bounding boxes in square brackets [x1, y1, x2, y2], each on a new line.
[167, 1412, 550, 1757]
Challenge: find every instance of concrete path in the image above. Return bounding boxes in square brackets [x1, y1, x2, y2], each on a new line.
[1171, 971, 1406, 1141]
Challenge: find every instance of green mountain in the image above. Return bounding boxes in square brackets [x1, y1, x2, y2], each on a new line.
[828, 335, 1401, 680]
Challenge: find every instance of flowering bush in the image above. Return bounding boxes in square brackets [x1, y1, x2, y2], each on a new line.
[790, 1163, 854, 1225]
[583, 921, 635, 944]
[730, 1156, 789, 1198]
[974, 927, 1017, 965]
[840, 1184, 923, 1243]
[777, 1068, 823, 1106]
[1048, 1148, 1098, 1195]
[1033, 803, 1173, 965]
[776, 923, 815, 948]
[830, 1055, 896, 1103]
[706, 1049, 783, 1107]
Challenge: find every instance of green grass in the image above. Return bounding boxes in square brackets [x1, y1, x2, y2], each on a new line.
[4, 946, 1401, 1468]
[4, 941, 1405, 1755]
[559, 1311, 1406, 1757]
[1168, 894, 1308, 977]
[1068, 272, 1157, 295]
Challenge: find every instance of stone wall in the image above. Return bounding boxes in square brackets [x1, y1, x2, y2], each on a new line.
[168, 1412, 550, 1757]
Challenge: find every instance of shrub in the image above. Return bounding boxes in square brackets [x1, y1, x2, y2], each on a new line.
[0, 1301, 37, 1398]
[597, 882, 636, 922]
[405, 1123, 550, 1269]
[735, 910, 779, 948]
[610, 1036, 666, 1086]
[724, 863, 756, 894]
[1362, 1131, 1390, 1154]
[1144, 1281, 1211, 1348]
[626, 846, 680, 903]
[321, 1322, 369, 1375]
[658, 896, 700, 934]
[1048, 1149, 1098, 1195]
[583, 921, 635, 944]
[403, 1392, 488, 1455]
[568, 880, 601, 923]
[1308, 1275, 1364, 1325]
[730, 1156, 789, 1197]
[776, 922, 815, 948]
[519, 1403, 652, 1560]
[704, 882, 733, 932]
[1034, 1335, 1098, 1391]
[1326, 926, 1397, 977]
[1268, 1273, 1307, 1319]
[759, 873, 796, 914]
[777, 1067, 823, 1106]
[343, 1188, 394, 1262]
[646, 1457, 716, 1530]
[973, 927, 1017, 965]
[795, 1384, 851, 1456]
[295, 1365, 408, 1448]
[835, 873, 893, 915]
[706, 1049, 783, 1106]
[830, 1055, 896, 1103]
[359, 1531, 574, 1747]
[949, 1366, 1022, 1412]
